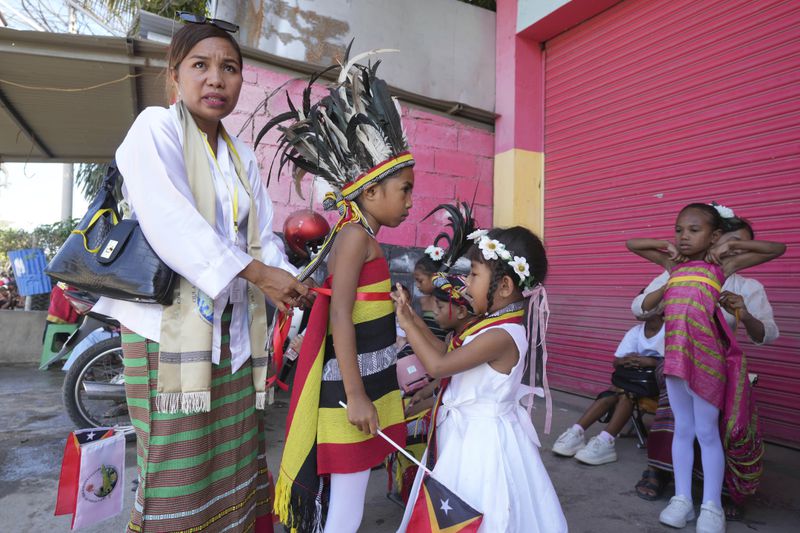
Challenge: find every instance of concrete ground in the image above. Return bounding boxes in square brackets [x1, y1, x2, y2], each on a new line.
[1, 364, 798, 532]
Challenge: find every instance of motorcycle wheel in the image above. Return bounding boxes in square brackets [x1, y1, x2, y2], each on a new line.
[62, 336, 136, 442]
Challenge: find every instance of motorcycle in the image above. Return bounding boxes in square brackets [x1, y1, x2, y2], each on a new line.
[43, 209, 330, 439]
[41, 287, 133, 440]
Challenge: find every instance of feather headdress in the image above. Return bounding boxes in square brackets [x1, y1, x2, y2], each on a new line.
[432, 272, 473, 313]
[255, 42, 415, 279]
[421, 201, 477, 272]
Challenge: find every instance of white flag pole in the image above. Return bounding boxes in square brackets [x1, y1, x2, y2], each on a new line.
[338, 401, 432, 475]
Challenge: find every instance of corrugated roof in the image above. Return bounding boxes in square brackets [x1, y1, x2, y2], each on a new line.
[0, 25, 495, 164]
[0, 27, 167, 163]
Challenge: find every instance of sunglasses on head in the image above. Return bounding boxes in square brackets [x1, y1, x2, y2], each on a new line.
[177, 11, 239, 33]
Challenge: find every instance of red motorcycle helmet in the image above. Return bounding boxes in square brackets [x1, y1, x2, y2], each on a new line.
[283, 209, 331, 260]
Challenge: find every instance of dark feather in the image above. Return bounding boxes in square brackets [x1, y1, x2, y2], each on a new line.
[256, 45, 410, 199]
[254, 110, 298, 148]
[422, 202, 477, 270]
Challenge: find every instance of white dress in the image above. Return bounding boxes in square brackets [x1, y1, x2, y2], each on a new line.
[398, 323, 568, 532]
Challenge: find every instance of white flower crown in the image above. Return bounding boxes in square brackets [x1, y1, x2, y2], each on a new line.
[467, 229, 535, 289]
[424, 245, 445, 261]
[709, 202, 735, 219]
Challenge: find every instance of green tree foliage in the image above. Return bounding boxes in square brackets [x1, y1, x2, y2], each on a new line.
[31, 219, 79, 260]
[102, 0, 208, 22]
[75, 162, 109, 202]
[0, 228, 31, 266]
[0, 220, 78, 265]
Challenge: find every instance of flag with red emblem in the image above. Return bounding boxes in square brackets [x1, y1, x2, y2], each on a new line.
[55, 427, 125, 529]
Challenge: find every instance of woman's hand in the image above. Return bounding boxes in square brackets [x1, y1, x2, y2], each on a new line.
[239, 261, 308, 314]
[299, 277, 318, 309]
[718, 291, 750, 319]
[346, 392, 379, 435]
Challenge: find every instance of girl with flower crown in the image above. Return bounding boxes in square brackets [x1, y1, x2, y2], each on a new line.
[627, 203, 785, 533]
[394, 226, 567, 532]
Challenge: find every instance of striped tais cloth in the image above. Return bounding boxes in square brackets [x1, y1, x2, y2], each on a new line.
[274, 257, 406, 532]
[662, 261, 763, 503]
[122, 307, 273, 533]
[663, 261, 727, 410]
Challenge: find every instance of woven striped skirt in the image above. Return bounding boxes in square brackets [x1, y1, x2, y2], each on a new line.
[122, 311, 273, 533]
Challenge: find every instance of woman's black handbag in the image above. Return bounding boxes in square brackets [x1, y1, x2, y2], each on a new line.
[611, 365, 660, 398]
[45, 163, 178, 305]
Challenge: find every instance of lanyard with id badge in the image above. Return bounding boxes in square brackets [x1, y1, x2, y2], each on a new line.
[203, 130, 248, 305]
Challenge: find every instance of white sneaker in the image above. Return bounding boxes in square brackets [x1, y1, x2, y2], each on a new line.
[552, 426, 585, 457]
[696, 501, 726, 533]
[659, 495, 695, 528]
[574, 436, 617, 465]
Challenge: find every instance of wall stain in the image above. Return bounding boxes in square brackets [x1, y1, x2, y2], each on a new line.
[255, 0, 349, 66]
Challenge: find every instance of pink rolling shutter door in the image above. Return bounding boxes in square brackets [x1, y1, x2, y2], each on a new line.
[542, 0, 800, 446]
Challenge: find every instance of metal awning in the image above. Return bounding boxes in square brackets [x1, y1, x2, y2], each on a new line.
[0, 24, 495, 164]
[0, 27, 167, 163]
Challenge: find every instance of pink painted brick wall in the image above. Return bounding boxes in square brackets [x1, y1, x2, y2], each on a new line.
[224, 64, 494, 248]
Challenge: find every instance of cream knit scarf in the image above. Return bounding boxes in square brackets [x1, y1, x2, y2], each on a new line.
[155, 101, 269, 414]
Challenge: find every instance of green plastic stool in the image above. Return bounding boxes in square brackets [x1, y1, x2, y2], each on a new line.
[40, 322, 78, 368]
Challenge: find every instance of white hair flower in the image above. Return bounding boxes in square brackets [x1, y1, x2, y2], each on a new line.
[509, 256, 530, 283]
[425, 245, 444, 261]
[478, 237, 504, 261]
[710, 202, 735, 219]
[497, 248, 512, 261]
[467, 229, 488, 242]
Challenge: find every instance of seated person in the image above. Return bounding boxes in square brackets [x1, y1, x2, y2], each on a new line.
[553, 305, 664, 465]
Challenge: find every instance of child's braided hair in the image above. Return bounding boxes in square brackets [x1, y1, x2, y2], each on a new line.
[467, 226, 548, 313]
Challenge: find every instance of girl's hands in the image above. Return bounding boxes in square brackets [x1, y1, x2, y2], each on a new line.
[706, 241, 731, 265]
[392, 283, 416, 330]
[346, 392, 379, 435]
[665, 242, 688, 263]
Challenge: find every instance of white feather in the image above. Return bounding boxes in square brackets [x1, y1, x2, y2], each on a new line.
[338, 49, 399, 84]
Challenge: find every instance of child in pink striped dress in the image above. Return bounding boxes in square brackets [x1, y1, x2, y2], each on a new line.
[627, 203, 784, 533]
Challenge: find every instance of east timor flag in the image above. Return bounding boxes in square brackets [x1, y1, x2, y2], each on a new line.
[407, 474, 483, 532]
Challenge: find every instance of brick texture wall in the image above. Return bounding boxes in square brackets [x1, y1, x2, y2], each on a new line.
[224, 64, 494, 249]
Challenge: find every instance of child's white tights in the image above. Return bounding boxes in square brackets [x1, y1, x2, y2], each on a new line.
[323, 469, 371, 533]
[666, 376, 724, 507]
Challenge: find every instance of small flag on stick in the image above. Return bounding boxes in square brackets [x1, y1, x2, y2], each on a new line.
[55, 428, 125, 530]
[337, 401, 482, 532]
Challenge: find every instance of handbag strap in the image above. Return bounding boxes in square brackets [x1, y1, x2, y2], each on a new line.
[69, 161, 123, 253]
[70, 208, 119, 253]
